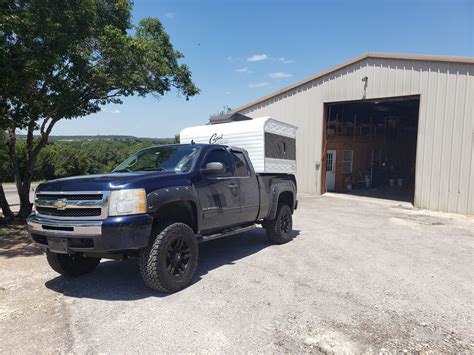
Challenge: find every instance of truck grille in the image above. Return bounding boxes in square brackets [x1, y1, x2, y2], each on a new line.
[36, 207, 102, 217]
[35, 191, 108, 220]
[37, 194, 103, 201]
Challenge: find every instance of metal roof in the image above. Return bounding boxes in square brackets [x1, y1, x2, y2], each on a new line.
[233, 52, 474, 113]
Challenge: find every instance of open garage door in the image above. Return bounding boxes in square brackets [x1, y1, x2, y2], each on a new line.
[322, 96, 420, 203]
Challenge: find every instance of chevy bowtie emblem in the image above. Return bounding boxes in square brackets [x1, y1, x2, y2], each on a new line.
[54, 199, 67, 210]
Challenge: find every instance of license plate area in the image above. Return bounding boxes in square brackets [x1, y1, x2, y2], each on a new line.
[47, 237, 68, 254]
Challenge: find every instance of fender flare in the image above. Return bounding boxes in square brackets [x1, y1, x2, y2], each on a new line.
[146, 186, 202, 230]
[267, 181, 296, 220]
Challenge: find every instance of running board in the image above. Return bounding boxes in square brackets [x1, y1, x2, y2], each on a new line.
[198, 224, 256, 242]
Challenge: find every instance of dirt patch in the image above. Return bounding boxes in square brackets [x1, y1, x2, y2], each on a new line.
[1, 195, 473, 352]
[0, 223, 69, 352]
[326, 311, 474, 353]
[0, 254, 71, 353]
[0, 223, 44, 258]
[272, 314, 364, 354]
[274, 327, 362, 354]
[273, 313, 473, 354]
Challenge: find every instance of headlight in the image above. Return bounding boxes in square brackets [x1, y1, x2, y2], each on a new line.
[33, 191, 38, 210]
[109, 189, 147, 216]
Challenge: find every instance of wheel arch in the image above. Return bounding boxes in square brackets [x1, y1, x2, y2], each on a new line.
[152, 200, 198, 233]
[278, 191, 294, 210]
[147, 186, 200, 233]
[267, 182, 296, 220]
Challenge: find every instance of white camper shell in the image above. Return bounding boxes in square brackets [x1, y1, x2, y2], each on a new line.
[180, 117, 297, 174]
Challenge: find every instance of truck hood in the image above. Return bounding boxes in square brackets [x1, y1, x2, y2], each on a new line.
[36, 171, 181, 192]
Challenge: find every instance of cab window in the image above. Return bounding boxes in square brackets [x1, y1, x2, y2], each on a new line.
[231, 151, 250, 177]
[202, 149, 234, 177]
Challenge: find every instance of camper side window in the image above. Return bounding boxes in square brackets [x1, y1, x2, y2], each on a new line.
[203, 149, 234, 177]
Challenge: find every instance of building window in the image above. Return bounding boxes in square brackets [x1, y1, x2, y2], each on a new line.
[326, 153, 333, 172]
[342, 150, 353, 173]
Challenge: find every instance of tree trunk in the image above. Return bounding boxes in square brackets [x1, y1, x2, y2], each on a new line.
[5, 117, 57, 220]
[16, 182, 33, 219]
[6, 126, 34, 220]
[0, 183, 14, 219]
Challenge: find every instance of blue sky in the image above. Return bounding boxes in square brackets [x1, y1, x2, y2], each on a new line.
[54, 0, 473, 138]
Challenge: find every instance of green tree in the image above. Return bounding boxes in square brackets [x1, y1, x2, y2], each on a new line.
[0, 0, 199, 219]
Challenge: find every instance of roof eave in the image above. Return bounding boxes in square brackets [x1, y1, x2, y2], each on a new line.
[233, 52, 474, 114]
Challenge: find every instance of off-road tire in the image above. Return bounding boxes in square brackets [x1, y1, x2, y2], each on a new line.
[264, 203, 293, 244]
[46, 251, 100, 276]
[139, 223, 198, 293]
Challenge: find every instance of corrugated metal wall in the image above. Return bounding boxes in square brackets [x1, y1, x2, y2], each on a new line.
[239, 58, 474, 214]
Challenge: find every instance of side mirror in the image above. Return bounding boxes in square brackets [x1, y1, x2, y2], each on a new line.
[201, 162, 226, 176]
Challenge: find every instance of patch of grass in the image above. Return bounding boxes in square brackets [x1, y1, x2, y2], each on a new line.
[0, 222, 27, 236]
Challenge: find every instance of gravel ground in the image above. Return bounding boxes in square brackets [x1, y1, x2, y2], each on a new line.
[1, 194, 473, 353]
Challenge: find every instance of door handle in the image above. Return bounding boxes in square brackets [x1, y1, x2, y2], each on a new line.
[228, 183, 238, 189]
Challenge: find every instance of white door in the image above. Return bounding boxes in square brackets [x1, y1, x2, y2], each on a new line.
[326, 150, 336, 191]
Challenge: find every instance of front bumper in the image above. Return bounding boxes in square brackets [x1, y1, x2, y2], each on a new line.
[28, 213, 154, 253]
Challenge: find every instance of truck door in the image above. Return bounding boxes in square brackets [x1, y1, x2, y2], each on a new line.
[196, 148, 241, 231]
[230, 150, 260, 223]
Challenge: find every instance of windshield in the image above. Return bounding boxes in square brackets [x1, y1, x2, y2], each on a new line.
[113, 145, 200, 173]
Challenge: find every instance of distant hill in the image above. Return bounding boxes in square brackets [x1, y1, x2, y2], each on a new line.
[3, 134, 179, 183]
[17, 135, 175, 143]
[48, 135, 174, 142]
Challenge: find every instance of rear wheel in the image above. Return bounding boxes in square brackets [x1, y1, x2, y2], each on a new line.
[264, 204, 293, 244]
[139, 223, 198, 293]
[46, 251, 100, 276]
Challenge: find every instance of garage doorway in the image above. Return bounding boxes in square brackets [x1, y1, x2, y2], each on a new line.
[321, 96, 420, 203]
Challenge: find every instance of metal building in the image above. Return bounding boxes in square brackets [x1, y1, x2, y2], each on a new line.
[234, 53, 474, 215]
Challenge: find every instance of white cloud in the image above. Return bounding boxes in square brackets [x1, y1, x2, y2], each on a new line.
[248, 82, 269, 88]
[227, 56, 243, 63]
[247, 54, 268, 62]
[276, 57, 293, 64]
[165, 12, 174, 19]
[235, 67, 250, 73]
[102, 108, 121, 114]
[268, 72, 293, 79]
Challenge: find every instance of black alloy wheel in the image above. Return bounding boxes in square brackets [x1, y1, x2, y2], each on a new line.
[264, 203, 294, 244]
[166, 237, 191, 277]
[139, 223, 198, 293]
[280, 210, 291, 234]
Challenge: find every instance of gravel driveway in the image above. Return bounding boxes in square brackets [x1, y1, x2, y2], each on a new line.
[1, 194, 473, 353]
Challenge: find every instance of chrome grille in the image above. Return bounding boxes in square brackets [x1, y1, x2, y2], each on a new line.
[37, 207, 102, 217]
[37, 194, 103, 201]
[35, 191, 109, 220]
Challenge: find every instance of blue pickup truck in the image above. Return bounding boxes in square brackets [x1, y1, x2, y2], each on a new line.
[28, 143, 297, 292]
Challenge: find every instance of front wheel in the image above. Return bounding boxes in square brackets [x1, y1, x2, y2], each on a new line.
[46, 251, 100, 276]
[139, 223, 198, 293]
[263, 204, 294, 244]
